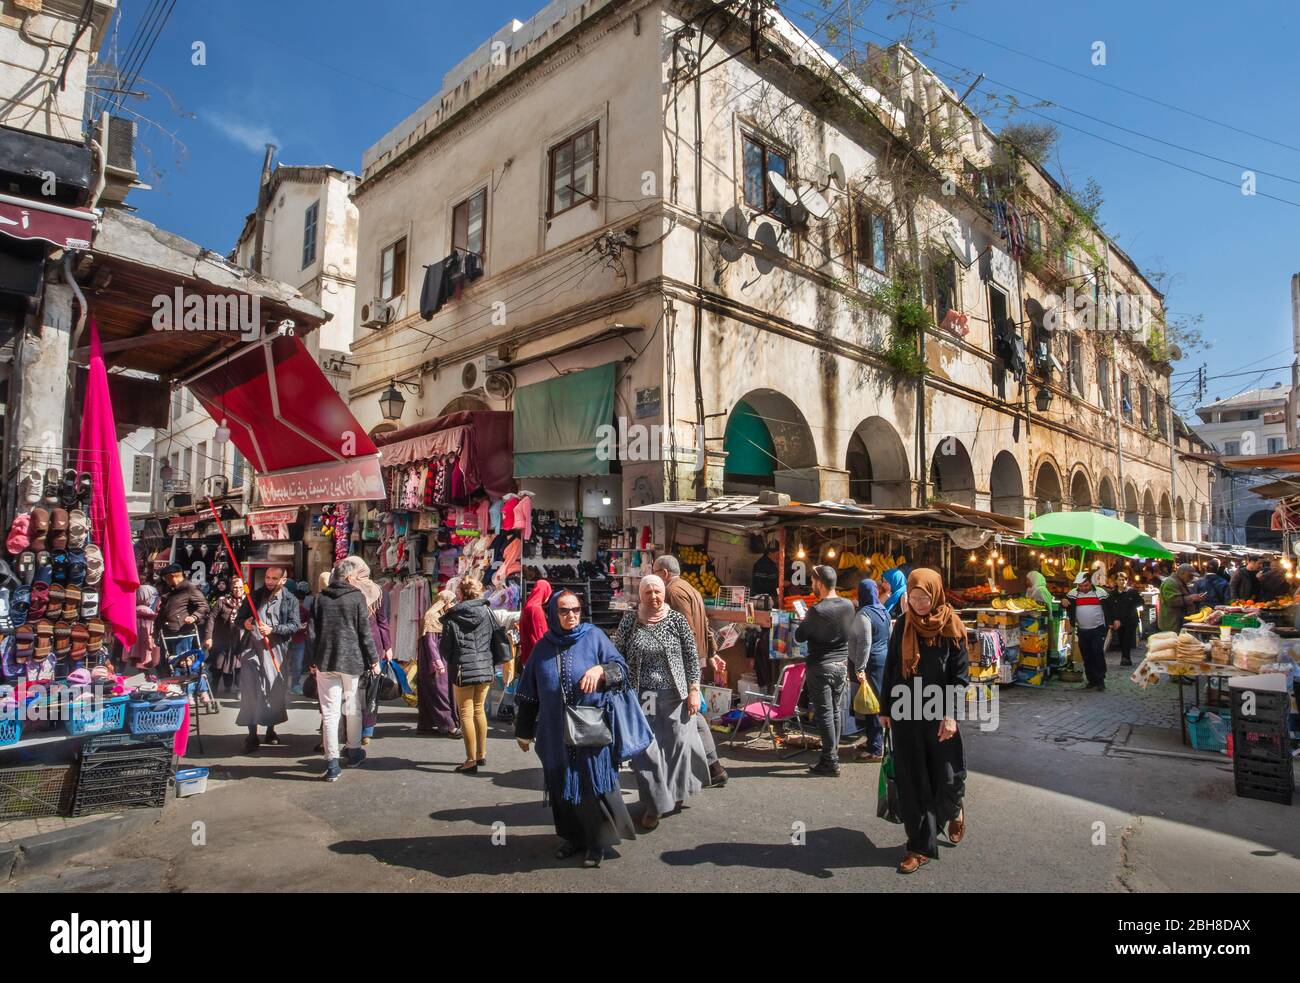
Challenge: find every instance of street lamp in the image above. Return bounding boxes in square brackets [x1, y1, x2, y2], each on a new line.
[379, 381, 406, 422]
[1034, 387, 1053, 413]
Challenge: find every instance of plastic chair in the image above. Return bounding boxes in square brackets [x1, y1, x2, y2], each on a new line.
[728, 661, 809, 758]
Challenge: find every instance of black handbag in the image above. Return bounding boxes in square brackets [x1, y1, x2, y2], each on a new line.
[560, 650, 611, 748]
[490, 624, 514, 666]
[301, 671, 318, 700]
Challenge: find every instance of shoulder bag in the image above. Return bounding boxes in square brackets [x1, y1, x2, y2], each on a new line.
[560, 648, 611, 748]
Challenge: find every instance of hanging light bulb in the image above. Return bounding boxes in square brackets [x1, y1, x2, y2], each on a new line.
[826, 545, 837, 559]
[986, 558, 995, 567]
[796, 544, 806, 560]
[968, 553, 978, 564]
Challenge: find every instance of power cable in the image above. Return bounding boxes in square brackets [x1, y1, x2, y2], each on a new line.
[110, 0, 166, 113]
[115, 0, 176, 114]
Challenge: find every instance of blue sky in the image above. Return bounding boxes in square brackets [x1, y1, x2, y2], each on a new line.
[106, 1, 1300, 415]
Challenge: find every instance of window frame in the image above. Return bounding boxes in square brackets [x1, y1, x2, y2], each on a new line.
[301, 200, 319, 270]
[451, 187, 488, 259]
[379, 236, 408, 301]
[1223, 440, 1241, 456]
[547, 123, 600, 219]
[740, 132, 792, 224]
[1139, 383, 1150, 426]
[1120, 372, 1133, 422]
[1068, 335, 1085, 397]
[1025, 213, 1043, 253]
[854, 199, 889, 274]
[1096, 353, 1113, 410]
[1268, 436, 1285, 454]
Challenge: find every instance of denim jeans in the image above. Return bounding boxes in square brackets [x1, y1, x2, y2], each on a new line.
[287, 640, 305, 690]
[806, 660, 848, 769]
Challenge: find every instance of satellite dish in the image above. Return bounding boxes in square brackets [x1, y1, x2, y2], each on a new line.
[719, 206, 747, 263]
[827, 153, 846, 190]
[944, 230, 972, 268]
[753, 222, 778, 275]
[767, 170, 799, 206]
[797, 184, 831, 220]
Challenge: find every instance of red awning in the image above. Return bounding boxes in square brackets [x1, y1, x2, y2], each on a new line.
[0, 192, 96, 249]
[186, 334, 384, 504]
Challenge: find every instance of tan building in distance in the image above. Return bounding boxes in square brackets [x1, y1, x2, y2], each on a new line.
[345, 0, 1212, 537]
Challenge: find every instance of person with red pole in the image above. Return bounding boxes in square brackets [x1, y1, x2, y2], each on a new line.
[207, 500, 301, 754]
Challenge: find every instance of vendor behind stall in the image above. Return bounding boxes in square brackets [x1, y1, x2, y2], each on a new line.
[1158, 564, 1205, 633]
[1194, 559, 1230, 608]
[1024, 570, 1057, 616]
[751, 541, 781, 602]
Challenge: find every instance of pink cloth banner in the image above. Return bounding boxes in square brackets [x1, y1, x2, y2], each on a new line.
[78, 321, 139, 647]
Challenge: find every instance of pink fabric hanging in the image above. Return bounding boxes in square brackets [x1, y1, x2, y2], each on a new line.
[77, 321, 139, 647]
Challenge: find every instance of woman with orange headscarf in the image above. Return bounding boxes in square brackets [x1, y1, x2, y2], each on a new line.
[879, 568, 969, 874]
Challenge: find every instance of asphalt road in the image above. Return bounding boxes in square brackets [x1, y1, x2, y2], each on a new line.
[7, 676, 1299, 893]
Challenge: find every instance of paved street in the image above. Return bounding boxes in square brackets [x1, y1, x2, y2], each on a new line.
[6, 649, 1298, 893]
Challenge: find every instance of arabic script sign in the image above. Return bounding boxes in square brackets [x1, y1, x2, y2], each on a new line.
[256, 456, 384, 508]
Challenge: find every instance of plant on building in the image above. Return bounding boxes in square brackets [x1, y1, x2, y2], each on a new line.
[871, 269, 931, 379]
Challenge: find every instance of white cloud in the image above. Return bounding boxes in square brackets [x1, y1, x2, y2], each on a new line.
[204, 110, 280, 153]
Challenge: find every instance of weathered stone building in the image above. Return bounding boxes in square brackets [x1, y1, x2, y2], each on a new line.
[346, 0, 1212, 535]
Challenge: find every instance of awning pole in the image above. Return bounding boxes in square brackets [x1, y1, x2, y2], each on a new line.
[206, 497, 279, 672]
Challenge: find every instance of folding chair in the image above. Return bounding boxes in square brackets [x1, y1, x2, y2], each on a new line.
[728, 661, 810, 758]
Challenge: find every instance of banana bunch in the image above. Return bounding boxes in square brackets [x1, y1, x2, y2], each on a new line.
[1183, 606, 1215, 623]
[1002, 565, 1018, 581]
[828, 551, 904, 581]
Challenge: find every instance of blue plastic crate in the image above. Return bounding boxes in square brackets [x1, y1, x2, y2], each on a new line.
[1186, 707, 1230, 753]
[0, 717, 21, 747]
[127, 698, 187, 736]
[67, 695, 129, 737]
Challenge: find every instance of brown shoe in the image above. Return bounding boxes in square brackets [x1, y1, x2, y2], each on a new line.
[948, 809, 965, 845]
[897, 852, 930, 874]
[856, 750, 884, 763]
[640, 809, 660, 831]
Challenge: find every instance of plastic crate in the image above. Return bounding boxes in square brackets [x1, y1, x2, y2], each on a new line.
[1186, 708, 1230, 753]
[1230, 688, 1290, 722]
[0, 717, 22, 747]
[175, 767, 208, 797]
[1232, 727, 1288, 762]
[127, 698, 187, 736]
[66, 695, 129, 737]
[0, 764, 77, 819]
[1234, 773, 1294, 806]
[71, 774, 170, 817]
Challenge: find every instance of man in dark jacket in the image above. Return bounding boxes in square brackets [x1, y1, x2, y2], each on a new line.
[440, 580, 497, 774]
[794, 565, 856, 777]
[1194, 560, 1230, 608]
[1231, 559, 1261, 602]
[235, 565, 301, 753]
[156, 563, 213, 657]
[309, 559, 380, 781]
[1103, 570, 1144, 667]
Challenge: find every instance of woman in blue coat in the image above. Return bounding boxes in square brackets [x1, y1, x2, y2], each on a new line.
[850, 578, 892, 762]
[515, 591, 653, 868]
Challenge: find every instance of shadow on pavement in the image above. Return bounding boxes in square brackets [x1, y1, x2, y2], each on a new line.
[657, 825, 898, 878]
[329, 833, 617, 877]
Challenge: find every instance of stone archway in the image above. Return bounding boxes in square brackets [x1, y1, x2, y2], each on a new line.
[929, 437, 976, 507]
[1159, 492, 1173, 541]
[1244, 509, 1281, 549]
[1124, 481, 1140, 528]
[1142, 488, 1158, 536]
[1200, 504, 1209, 542]
[438, 394, 491, 415]
[989, 451, 1024, 518]
[1034, 459, 1063, 516]
[1175, 497, 1186, 541]
[1098, 475, 1118, 514]
[845, 416, 911, 507]
[1070, 469, 1093, 511]
[723, 390, 817, 493]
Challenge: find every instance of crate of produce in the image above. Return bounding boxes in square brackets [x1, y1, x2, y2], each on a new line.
[126, 697, 187, 736]
[1015, 666, 1047, 687]
[1020, 634, 1047, 655]
[0, 763, 77, 819]
[66, 695, 129, 737]
[1019, 653, 1048, 669]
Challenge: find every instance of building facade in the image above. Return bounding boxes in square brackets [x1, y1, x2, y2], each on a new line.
[1195, 383, 1291, 545]
[346, 0, 1212, 537]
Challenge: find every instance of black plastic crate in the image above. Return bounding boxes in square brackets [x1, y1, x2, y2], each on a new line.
[1234, 756, 1294, 782]
[1232, 729, 1289, 762]
[0, 764, 77, 819]
[1230, 689, 1291, 725]
[1235, 778, 1293, 806]
[71, 774, 170, 817]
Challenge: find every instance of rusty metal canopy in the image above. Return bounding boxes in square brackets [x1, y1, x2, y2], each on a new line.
[71, 209, 327, 378]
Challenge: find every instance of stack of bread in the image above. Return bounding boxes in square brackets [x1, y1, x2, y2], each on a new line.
[1144, 631, 1180, 661]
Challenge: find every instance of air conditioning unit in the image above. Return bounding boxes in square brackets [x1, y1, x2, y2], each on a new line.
[207, 475, 230, 498]
[460, 354, 506, 392]
[95, 115, 146, 204]
[361, 299, 394, 329]
[484, 370, 516, 400]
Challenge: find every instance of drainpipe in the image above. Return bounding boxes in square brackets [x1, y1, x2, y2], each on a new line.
[1105, 246, 1125, 513]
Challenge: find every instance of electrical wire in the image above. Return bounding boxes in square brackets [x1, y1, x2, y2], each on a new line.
[115, 0, 176, 114]
[110, 0, 167, 113]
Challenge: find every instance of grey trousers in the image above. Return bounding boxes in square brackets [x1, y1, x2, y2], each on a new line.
[695, 711, 718, 766]
[806, 660, 848, 769]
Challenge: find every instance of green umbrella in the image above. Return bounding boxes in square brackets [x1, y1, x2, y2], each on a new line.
[1018, 511, 1174, 561]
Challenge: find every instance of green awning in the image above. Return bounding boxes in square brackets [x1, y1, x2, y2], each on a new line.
[513, 362, 615, 477]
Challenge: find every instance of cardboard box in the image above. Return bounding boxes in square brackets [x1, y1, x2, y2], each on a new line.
[701, 685, 735, 722]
